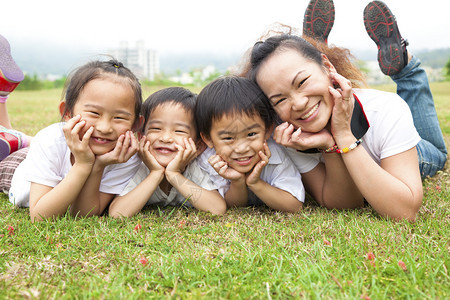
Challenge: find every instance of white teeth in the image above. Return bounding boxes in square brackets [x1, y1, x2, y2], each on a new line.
[301, 103, 319, 120]
[236, 157, 250, 161]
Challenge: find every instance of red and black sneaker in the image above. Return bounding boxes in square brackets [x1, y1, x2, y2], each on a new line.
[303, 0, 335, 44]
[0, 34, 24, 94]
[364, 1, 408, 76]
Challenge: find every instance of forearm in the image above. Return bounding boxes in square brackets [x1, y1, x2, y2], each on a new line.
[71, 163, 106, 216]
[320, 152, 363, 208]
[224, 179, 248, 208]
[109, 171, 164, 218]
[30, 163, 92, 221]
[166, 171, 226, 215]
[248, 180, 302, 212]
[341, 146, 422, 221]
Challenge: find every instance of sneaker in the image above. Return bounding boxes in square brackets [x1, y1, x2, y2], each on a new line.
[0, 34, 24, 94]
[0, 126, 29, 161]
[303, 0, 335, 44]
[363, 1, 408, 76]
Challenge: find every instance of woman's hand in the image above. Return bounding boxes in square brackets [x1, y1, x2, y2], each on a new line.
[273, 122, 335, 151]
[63, 115, 95, 166]
[328, 72, 355, 141]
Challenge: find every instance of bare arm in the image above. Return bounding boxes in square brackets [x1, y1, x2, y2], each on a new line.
[208, 154, 248, 208]
[301, 153, 363, 208]
[341, 144, 422, 221]
[247, 180, 302, 212]
[166, 171, 226, 215]
[109, 169, 164, 218]
[29, 162, 92, 222]
[71, 131, 139, 216]
[165, 138, 226, 215]
[29, 117, 95, 222]
[224, 178, 248, 208]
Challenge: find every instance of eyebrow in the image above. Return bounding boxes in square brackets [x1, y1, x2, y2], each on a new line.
[268, 70, 304, 101]
[217, 123, 263, 136]
[84, 104, 132, 116]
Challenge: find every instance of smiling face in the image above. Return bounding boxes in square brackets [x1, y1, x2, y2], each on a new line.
[256, 49, 336, 133]
[203, 113, 269, 174]
[144, 103, 197, 167]
[62, 78, 136, 155]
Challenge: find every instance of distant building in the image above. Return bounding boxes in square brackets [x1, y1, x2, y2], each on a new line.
[108, 41, 160, 81]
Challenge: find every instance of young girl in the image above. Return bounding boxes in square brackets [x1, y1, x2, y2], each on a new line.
[109, 87, 226, 217]
[242, 0, 446, 221]
[6, 59, 143, 222]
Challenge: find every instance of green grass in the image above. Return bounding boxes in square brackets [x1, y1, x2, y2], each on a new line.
[1, 82, 449, 299]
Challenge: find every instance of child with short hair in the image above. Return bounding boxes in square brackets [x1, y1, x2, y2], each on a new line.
[109, 87, 227, 217]
[4, 57, 143, 222]
[195, 76, 304, 212]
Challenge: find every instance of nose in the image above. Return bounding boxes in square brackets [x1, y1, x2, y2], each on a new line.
[234, 139, 250, 154]
[159, 130, 174, 143]
[95, 117, 113, 134]
[291, 94, 308, 111]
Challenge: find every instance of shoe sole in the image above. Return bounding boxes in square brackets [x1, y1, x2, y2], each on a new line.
[364, 1, 404, 76]
[303, 0, 335, 43]
[0, 35, 24, 83]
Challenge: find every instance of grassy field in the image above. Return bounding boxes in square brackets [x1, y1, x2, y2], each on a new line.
[0, 82, 448, 299]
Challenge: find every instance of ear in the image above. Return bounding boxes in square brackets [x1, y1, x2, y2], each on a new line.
[133, 115, 145, 132]
[195, 139, 207, 156]
[200, 132, 214, 148]
[265, 123, 275, 140]
[59, 101, 71, 121]
[321, 54, 337, 73]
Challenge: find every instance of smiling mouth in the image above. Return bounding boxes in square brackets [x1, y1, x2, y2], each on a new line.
[300, 102, 319, 120]
[156, 147, 176, 154]
[92, 137, 113, 144]
[233, 156, 254, 166]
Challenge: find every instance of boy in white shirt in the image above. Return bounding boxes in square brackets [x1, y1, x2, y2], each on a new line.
[196, 76, 305, 212]
[109, 87, 226, 217]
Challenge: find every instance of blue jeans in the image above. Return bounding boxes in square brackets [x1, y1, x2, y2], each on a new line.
[391, 56, 447, 179]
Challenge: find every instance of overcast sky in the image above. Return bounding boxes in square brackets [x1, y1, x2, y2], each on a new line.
[3, 0, 450, 57]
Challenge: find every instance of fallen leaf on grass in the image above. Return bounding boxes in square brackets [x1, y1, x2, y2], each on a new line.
[140, 257, 148, 266]
[398, 260, 407, 271]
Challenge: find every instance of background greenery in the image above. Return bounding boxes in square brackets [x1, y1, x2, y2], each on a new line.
[0, 82, 448, 299]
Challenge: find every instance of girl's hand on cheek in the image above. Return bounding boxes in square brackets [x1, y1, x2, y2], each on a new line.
[246, 142, 271, 186]
[138, 137, 164, 172]
[63, 115, 95, 165]
[208, 155, 244, 182]
[328, 72, 354, 139]
[96, 131, 138, 167]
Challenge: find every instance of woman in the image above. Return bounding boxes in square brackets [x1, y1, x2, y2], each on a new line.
[242, 0, 447, 221]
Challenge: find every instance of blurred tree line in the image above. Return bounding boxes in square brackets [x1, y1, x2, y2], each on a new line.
[15, 74, 66, 91]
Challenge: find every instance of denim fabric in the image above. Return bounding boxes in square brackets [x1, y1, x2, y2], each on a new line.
[391, 56, 447, 178]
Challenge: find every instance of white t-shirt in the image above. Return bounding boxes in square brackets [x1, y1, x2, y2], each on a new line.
[9, 123, 141, 207]
[286, 88, 422, 173]
[120, 157, 220, 207]
[198, 138, 305, 205]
